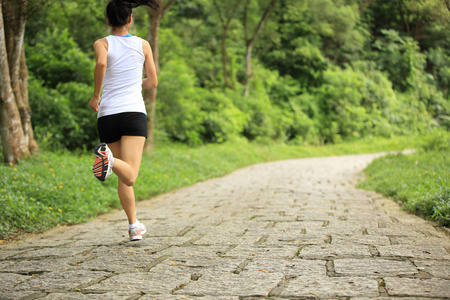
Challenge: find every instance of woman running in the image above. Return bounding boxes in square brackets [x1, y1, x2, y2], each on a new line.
[89, 0, 159, 241]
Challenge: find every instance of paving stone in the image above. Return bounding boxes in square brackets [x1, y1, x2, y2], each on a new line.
[41, 291, 140, 299]
[1, 238, 71, 250]
[174, 271, 283, 297]
[299, 244, 372, 258]
[366, 227, 427, 237]
[281, 276, 379, 298]
[377, 245, 450, 260]
[244, 258, 327, 277]
[69, 230, 129, 246]
[11, 246, 92, 260]
[332, 235, 391, 246]
[353, 298, 432, 300]
[414, 260, 450, 279]
[192, 234, 260, 245]
[157, 245, 233, 260]
[0, 273, 32, 292]
[264, 234, 328, 246]
[224, 244, 299, 259]
[0, 290, 39, 300]
[0, 261, 15, 270]
[83, 268, 191, 294]
[0, 250, 22, 260]
[393, 236, 450, 247]
[141, 296, 240, 300]
[0, 257, 75, 274]
[384, 277, 450, 298]
[334, 258, 418, 277]
[162, 257, 243, 274]
[13, 270, 111, 292]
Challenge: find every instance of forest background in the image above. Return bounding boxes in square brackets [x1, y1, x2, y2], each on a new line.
[17, 0, 450, 150]
[0, 0, 449, 239]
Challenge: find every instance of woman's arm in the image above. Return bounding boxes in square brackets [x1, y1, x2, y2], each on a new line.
[89, 39, 108, 112]
[142, 40, 158, 89]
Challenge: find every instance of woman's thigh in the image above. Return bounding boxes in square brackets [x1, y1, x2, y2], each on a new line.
[108, 136, 146, 176]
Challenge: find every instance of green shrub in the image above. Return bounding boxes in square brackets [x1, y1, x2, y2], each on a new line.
[313, 63, 398, 142]
[420, 129, 450, 152]
[26, 28, 94, 88]
[154, 58, 205, 145]
[200, 90, 248, 143]
[29, 77, 97, 151]
[156, 59, 247, 145]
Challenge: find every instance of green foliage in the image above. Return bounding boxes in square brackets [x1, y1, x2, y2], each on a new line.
[420, 129, 450, 152]
[1, 136, 416, 239]
[156, 58, 247, 145]
[200, 90, 248, 143]
[20, 0, 449, 151]
[28, 77, 97, 151]
[26, 28, 95, 88]
[311, 62, 396, 142]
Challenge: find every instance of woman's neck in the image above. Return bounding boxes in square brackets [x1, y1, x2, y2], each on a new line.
[112, 26, 129, 36]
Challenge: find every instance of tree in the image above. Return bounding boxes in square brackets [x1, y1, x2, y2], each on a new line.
[212, 0, 240, 89]
[396, 0, 450, 41]
[144, 0, 175, 152]
[0, 0, 38, 164]
[242, 0, 277, 96]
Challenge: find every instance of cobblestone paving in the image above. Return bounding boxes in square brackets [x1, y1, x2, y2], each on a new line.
[1, 153, 449, 300]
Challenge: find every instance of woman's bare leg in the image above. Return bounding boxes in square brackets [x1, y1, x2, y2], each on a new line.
[107, 136, 145, 224]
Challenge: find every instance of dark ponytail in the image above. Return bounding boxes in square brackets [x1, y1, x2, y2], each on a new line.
[106, 0, 160, 28]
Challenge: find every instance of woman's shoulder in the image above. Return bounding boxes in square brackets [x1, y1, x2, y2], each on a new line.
[94, 37, 109, 47]
[141, 38, 151, 54]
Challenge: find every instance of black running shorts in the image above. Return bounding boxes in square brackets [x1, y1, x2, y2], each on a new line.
[97, 112, 148, 143]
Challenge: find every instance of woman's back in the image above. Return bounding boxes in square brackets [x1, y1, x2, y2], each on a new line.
[98, 35, 145, 118]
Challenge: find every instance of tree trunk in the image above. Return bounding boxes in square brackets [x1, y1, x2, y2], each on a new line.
[213, 0, 240, 90]
[243, 0, 277, 97]
[221, 31, 232, 89]
[0, 0, 30, 163]
[143, 0, 174, 152]
[19, 44, 38, 152]
[243, 43, 253, 97]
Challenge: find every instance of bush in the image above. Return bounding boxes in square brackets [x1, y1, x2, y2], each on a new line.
[313, 63, 398, 142]
[156, 58, 247, 145]
[26, 28, 94, 88]
[420, 129, 450, 152]
[29, 77, 98, 150]
[372, 30, 450, 129]
[200, 90, 248, 143]
[154, 58, 205, 145]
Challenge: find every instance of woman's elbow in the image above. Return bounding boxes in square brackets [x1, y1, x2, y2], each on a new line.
[148, 79, 158, 89]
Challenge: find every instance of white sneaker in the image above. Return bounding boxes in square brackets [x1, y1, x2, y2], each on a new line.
[129, 222, 146, 241]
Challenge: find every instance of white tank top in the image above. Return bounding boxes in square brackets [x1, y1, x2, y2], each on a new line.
[98, 35, 146, 118]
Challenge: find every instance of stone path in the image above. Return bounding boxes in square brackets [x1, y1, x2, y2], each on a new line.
[1, 152, 449, 300]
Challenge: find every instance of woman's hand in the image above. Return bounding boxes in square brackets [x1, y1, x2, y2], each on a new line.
[89, 96, 101, 112]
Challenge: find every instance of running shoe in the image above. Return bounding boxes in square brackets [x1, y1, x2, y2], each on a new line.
[93, 143, 113, 181]
[129, 223, 147, 241]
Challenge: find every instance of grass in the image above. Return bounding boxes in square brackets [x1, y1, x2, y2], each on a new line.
[359, 131, 450, 226]
[0, 135, 418, 240]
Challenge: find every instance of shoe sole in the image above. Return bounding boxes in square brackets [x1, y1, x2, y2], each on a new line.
[93, 143, 112, 181]
[129, 236, 142, 241]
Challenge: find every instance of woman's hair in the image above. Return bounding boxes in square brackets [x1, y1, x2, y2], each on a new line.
[106, 0, 160, 27]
